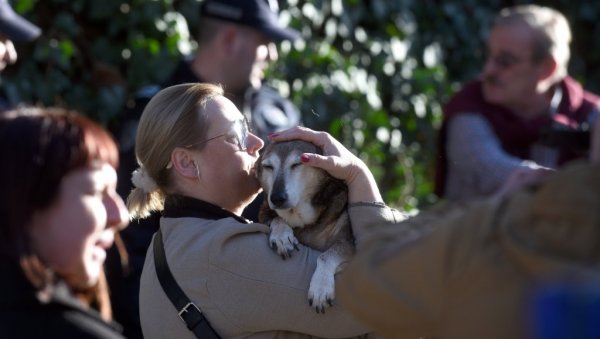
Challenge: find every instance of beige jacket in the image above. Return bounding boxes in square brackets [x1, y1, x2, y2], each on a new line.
[139, 198, 402, 339]
[339, 161, 600, 339]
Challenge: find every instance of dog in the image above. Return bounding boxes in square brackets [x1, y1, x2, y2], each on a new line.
[256, 139, 354, 313]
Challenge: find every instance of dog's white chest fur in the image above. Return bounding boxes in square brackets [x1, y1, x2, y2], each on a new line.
[276, 201, 319, 228]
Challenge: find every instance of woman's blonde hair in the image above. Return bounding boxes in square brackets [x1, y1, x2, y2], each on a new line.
[127, 82, 224, 219]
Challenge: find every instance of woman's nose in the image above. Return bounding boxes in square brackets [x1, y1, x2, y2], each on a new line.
[247, 132, 264, 155]
[105, 192, 129, 231]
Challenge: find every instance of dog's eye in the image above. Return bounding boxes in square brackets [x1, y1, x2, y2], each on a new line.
[291, 162, 301, 169]
[262, 164, 273, 171]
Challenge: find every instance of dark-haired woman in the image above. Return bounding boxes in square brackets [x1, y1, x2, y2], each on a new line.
[0, 107, 129, 338]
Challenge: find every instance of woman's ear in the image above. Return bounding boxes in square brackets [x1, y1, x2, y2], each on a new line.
[170, 148, 200, 179]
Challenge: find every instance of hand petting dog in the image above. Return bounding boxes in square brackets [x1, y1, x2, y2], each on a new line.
[268, 127, 383, 205]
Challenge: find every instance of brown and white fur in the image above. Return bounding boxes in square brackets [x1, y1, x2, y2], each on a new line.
[256, 140, 354, 313]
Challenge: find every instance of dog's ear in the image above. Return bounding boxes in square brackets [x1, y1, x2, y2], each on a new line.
[304, 140, 322, 155]
[170, 147, 201, 179]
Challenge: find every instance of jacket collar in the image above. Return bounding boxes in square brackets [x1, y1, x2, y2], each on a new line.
[163, 195, 252, 224]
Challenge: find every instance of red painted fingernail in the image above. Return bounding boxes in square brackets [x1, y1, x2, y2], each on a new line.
[301, 154, 310, 163]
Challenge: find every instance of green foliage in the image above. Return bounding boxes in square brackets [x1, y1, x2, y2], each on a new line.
[4, 0, 599, 211]
[273, 0, 468, 210]
[270, 0, 600, 210]
[3, 0, 189, 124]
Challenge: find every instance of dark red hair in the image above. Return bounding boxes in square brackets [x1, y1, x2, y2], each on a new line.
[0, 107, 119, 262]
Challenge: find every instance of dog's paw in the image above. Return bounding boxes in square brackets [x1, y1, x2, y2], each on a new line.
[307, 271, 336, 314]
[269, 218, 299, 260]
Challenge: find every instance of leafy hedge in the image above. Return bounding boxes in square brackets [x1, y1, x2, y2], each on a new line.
[4, 0, 599, 210]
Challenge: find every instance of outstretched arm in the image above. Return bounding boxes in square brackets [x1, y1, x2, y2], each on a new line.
[445, 114, 553, 200]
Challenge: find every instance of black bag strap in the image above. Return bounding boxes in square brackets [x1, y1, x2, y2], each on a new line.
[153, 228, 221, 339]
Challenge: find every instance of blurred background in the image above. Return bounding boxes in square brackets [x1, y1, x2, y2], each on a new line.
[4, 0, 599, 212]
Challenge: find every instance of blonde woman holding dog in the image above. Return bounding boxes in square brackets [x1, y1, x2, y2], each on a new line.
[129, 82, 404, 338]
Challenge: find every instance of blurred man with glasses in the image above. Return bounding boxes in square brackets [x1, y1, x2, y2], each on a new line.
[435, 4, 600, 202]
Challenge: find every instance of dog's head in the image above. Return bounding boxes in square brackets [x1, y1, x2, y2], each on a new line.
[257, 140, 329, 218]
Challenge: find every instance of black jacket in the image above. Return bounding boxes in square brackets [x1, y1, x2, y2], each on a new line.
[0, 262, 125, 339]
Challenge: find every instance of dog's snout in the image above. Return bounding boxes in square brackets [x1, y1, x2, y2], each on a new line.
[270, 191, 288, 208]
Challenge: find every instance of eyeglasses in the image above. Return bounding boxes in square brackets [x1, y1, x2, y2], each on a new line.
[486, 51, 528, 70]
[184, 119, 249, 151]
